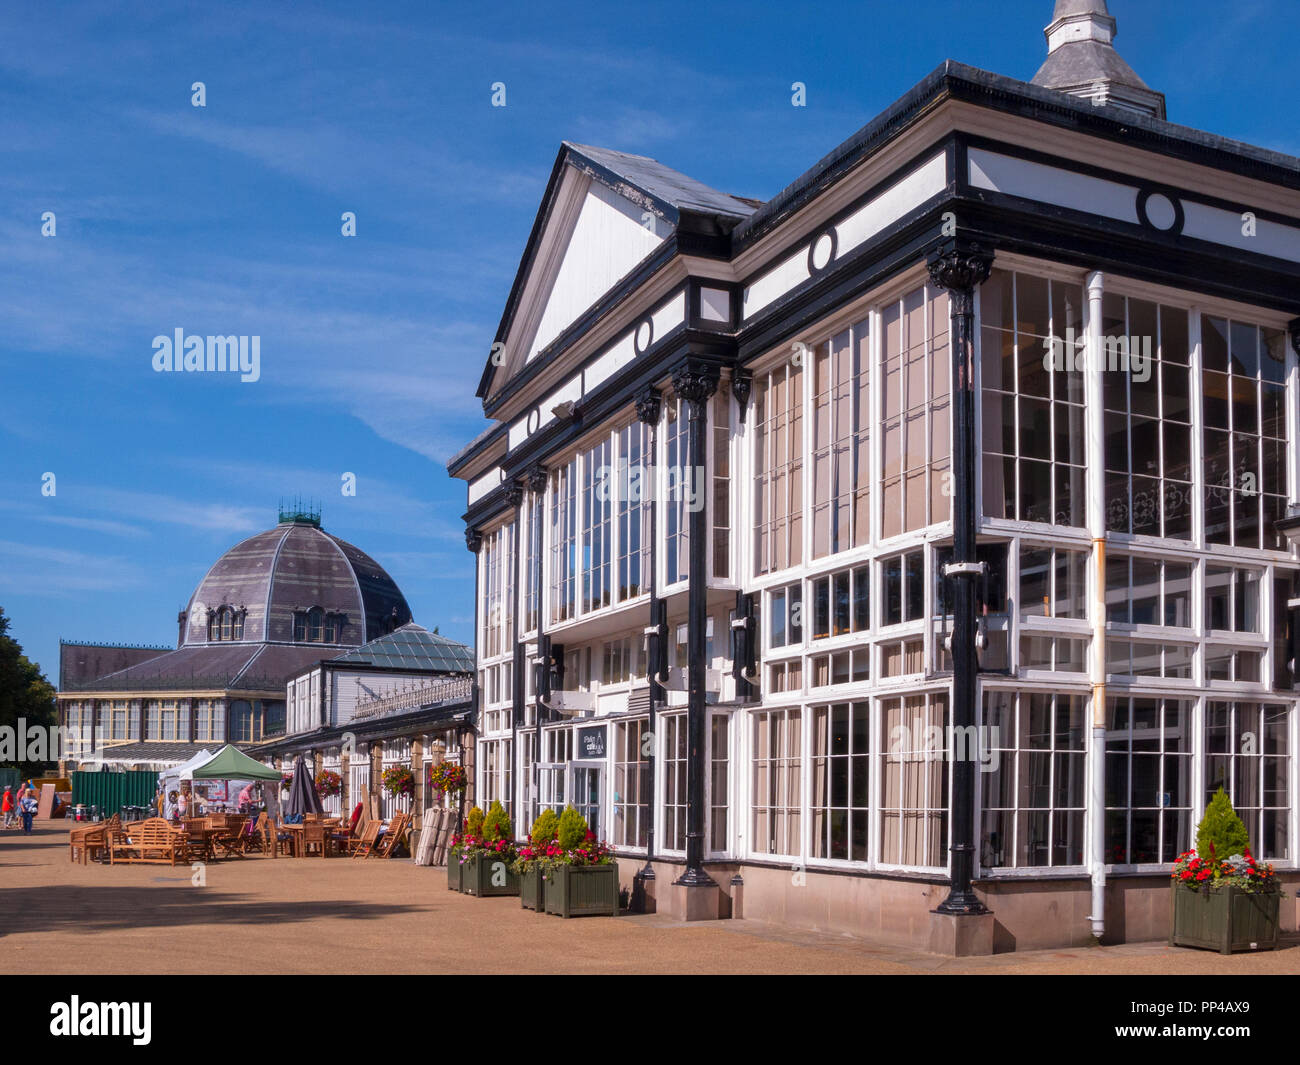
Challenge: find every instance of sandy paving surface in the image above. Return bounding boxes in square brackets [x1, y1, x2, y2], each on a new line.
[6, 825, 1297, 974]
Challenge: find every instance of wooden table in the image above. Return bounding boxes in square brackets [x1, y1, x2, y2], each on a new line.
[280, 822, 346, 857]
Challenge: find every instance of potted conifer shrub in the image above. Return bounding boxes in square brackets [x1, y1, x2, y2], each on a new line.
[514, 809, 558, 911]
[1169, 788, 1280, 954]
[542, 805, 620, 919]
[461, 800, 520, 898]
[446, 806, 483, 892]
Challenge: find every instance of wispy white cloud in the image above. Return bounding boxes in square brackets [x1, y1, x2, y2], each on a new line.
[0, 540, 146, 594]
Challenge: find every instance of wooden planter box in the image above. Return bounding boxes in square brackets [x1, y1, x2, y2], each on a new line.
[520, 865, 546, 910]
[543, 862, 620, 918]
[1169, 883, 1280, 954]
[446, 847, 462, 892]
[462, 851, 520, 897]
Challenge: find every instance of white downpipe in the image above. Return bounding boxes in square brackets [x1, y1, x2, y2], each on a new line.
[1085, 271, 1107, 939]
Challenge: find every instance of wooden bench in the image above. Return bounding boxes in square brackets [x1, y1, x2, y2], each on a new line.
[109, 817, 186, 865]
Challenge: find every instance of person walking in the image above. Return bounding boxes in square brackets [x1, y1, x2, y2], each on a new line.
[19, 787, 38, 834]
[1, 786, 14, 829]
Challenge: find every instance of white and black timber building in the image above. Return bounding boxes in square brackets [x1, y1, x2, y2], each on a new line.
[448, 1, 1300, 950]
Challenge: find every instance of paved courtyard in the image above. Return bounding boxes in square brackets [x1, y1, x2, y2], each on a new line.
[5, 825, 1297, 974]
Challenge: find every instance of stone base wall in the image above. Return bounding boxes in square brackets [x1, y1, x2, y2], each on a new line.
[614, 857, 1300, 952]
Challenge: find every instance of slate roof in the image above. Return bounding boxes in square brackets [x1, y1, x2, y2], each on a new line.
[59, 642, 172, 690]
[62, 643, 330, 693]
[1032, 38, 1154, 93]
[95, 741, 250, 765]
[182, 519, 411, 647]
[327, 623, 474, 673]
[564, 142, 758, 223]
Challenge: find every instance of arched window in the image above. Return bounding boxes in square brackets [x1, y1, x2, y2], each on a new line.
[232, 611, 244, 640]
[324, 613, 337, 644]
[307, 607, 324, 642]
[207, 612, 218, 642]
[220, 608, 233, 641]
[293, 612, 306, 640]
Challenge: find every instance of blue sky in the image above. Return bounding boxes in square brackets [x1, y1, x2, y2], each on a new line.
[2, 0, 1296, 679]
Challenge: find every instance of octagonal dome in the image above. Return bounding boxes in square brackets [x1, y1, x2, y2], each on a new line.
[180, 517, 412, 648]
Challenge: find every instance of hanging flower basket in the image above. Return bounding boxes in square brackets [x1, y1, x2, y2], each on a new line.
[314, 770, 342, 799]
[428, 762, 467, 797]
[279, 774, 293, 793]
[382, 766, 415, 798]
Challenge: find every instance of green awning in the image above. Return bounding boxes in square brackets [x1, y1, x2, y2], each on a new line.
[185, 745, 281, 781]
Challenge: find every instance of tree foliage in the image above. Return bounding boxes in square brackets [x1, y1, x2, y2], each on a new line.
[483, 799, 512, 842]
[0, 608, 57, 776]
[557, 804, 588, 850]
[1196, 787, 1252, 860]
[464, 805, 485, 837]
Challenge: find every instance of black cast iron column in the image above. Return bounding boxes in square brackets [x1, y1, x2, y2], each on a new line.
[635, 385, 663, 881]
[464, 526, 482, 824]
[505, 480, 525, 826]
[927, 243, 993, 916]
[670, 359, 719, 887]
[524, 465, 547, 809]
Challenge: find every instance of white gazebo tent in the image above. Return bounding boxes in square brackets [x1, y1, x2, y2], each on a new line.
[159, 748, 214, 819]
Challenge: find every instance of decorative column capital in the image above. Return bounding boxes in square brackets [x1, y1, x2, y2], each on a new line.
[926, 243, 995, 313]
[464, 527, 482, 554]
[503, 481, 524, 509]
[634, 385, 662, 425]
[732, 369, 753, 424]
[1289, 316, 1300, 358]
[670, 359, 720, 413]
[525, 465, 548, 495]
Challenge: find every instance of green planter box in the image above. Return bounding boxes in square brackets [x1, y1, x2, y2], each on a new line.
[446, 847, 463, 892]
[520, 865, 546, 910]
[462, 851, 520, 897]
[1169, 883, 1280, 954]
[543, 863, 620, 918]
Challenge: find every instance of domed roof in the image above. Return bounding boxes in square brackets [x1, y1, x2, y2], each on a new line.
[180, 517, 412, 648]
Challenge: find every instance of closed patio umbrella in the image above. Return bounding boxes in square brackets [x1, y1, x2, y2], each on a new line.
[284, 754, 324, 820]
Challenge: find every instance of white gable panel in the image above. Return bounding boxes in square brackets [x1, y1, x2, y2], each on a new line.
[527, 181, 668, 362]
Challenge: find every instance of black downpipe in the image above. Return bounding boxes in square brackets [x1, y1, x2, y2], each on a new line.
[634, 387, 663, 901]
[670, 360, 719, 887]
[927, 243, 993, 916]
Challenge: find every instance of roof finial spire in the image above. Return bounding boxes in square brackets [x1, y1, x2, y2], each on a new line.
[1032, 1, 1166, 120]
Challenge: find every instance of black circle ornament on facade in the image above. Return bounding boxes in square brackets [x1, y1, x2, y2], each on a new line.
[806, 227, 838, 278]
[526, 405, 541, 435]
[633, 316, 655, 355]
[1136, 187, 1185, 235]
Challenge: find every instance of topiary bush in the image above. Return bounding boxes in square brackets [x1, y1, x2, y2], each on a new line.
[1196, 787, 1251, 861]
[464, 805, 485, 838]
[557, 804, 588, 851]
[530, 808, 559, 846]
[483, 799, 512, 842]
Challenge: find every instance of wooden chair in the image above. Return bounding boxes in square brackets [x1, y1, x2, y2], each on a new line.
[69, 813, 121, 865]
[243, 812, 269, 854]
[86, 815, 121, 864]
[349, 820, 381, 859]
[110, 817, 185, 865]
[375, 812, 410, 859]
[212, 815, 249, 859]
[275, 821, 297, 857]
[300, 822, 329, 858]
